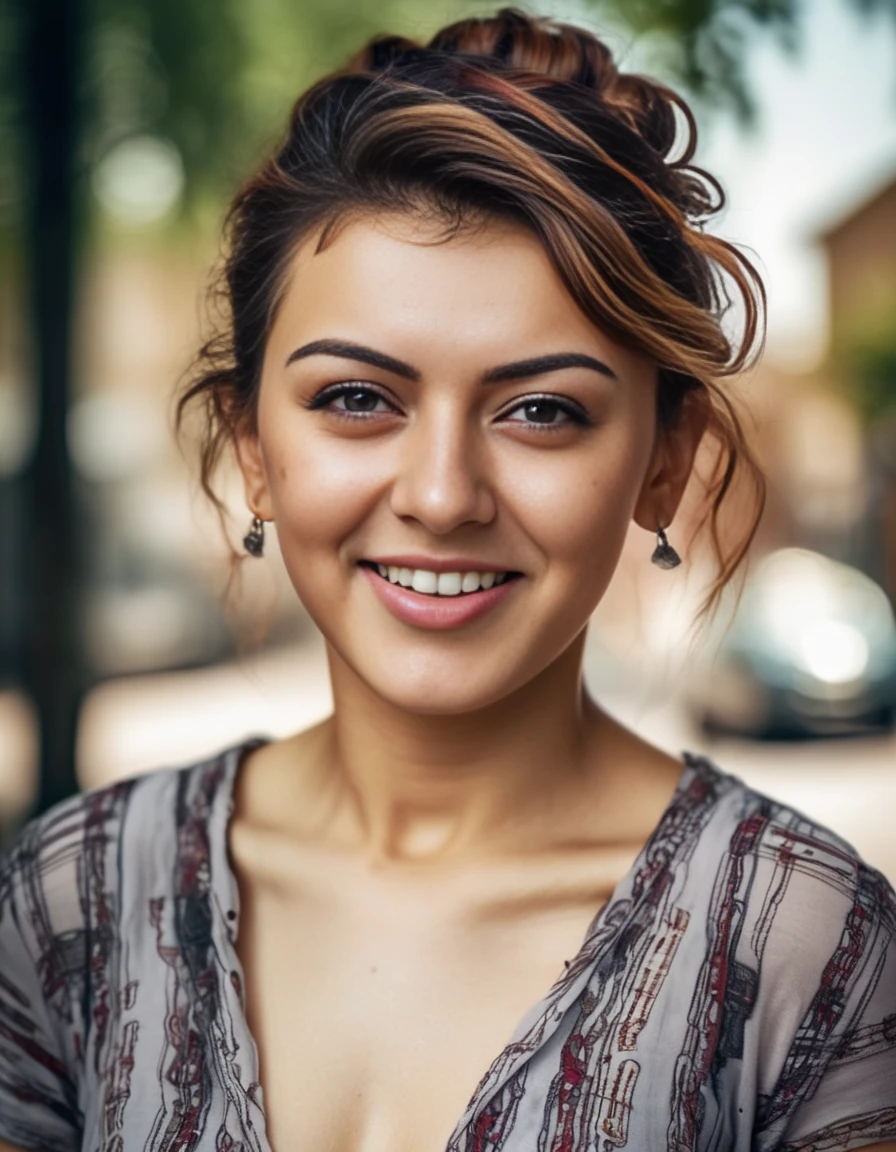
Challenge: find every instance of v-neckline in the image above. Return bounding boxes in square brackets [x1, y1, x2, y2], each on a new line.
[212, 736, 712, 1152]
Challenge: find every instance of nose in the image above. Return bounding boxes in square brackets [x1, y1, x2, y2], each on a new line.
[388, 404, 497, 534]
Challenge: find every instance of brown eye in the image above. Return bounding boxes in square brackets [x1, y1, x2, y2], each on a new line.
[307, 383, 397, 415]
[501, 394, 589, 428]
[342, 389, 382, 412]
[522, 400, 564, 424]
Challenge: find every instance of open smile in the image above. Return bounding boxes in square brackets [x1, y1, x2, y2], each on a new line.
[361, 560, 521, 597]
[358, 561, 523, 629]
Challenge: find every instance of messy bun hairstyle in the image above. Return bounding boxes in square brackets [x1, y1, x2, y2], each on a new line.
[178, 7, 766, 620]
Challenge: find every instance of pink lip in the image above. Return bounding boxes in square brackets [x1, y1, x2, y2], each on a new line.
[367, 554, 516, 575]
[360, 565, 521, 630]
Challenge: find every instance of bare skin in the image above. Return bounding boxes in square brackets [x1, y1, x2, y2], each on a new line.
[229, 710, 683, 1152]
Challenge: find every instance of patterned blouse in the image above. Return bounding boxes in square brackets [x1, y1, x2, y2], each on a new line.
[1, 738, 895, 1152]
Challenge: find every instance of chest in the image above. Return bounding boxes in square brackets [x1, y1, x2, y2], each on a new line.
[231, 857, 618, 1152]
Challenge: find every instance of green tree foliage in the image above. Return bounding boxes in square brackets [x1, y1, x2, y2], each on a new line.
[79, 0, 493, 220]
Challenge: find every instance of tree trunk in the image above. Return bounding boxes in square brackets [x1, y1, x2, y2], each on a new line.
[21, 0, 88, 814]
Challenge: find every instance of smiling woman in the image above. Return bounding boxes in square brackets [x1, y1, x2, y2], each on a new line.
[185, 20, 768, 621]
[233, 212, 683, 708]
[1, 8, 896, 1152]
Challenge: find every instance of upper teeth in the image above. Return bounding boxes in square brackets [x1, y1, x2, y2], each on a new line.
[375, 565, 507, 596]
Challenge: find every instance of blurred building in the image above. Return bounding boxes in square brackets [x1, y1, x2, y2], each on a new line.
[818, 170, 896, 602]
[820, 172, 896, 326]
[749, 165, 896, 604]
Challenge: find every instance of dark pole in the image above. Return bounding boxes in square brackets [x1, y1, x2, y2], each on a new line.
[21, 0, 88, 813]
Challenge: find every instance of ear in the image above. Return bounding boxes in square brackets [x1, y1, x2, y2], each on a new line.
[633, 388, 709, 533]
[233, 426, 275, 521]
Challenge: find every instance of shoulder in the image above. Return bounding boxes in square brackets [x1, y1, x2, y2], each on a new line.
[683, 749, 891, 882]
[682, 750, 895, 947]
[0, 737, 263, 943]
[680, 753, 896, 1120]
[656, 754, 896, 1140]
[676, 752, 895, 1034]
[0, 737, 263, 1149]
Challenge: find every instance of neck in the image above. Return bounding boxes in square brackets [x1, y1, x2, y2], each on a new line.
[312, 630, 611, 864]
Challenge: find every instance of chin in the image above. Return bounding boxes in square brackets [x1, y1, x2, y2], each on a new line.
[331, 643, 529, 716]
[373, 664, 515, 716]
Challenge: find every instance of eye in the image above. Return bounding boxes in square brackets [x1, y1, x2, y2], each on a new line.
[500, 394, 590, 429]
[307, 382, 398, 416]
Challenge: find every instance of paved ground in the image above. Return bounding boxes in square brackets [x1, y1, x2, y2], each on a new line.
[3, 631, 893, 881]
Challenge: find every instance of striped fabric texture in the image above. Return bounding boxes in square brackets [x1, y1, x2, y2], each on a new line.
[1, 739, 895, 1151]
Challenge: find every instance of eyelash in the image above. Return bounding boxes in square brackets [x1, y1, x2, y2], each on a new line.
[306, 382, 592, 429]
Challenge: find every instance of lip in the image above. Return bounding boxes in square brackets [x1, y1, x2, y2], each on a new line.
[365, 554, 518, 575]
[360, 564, 521, 630]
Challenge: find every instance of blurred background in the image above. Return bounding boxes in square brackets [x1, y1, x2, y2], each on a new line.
[1, 0, 895, 876]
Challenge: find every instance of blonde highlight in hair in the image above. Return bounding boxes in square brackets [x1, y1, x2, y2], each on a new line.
[178, 7, 766, 622]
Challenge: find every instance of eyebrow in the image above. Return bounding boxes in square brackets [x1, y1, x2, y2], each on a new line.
[284, 339, 618, 384]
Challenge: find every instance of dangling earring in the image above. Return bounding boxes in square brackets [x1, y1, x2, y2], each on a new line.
[651, 526, 681, 569]
[243, 515, 265, 558]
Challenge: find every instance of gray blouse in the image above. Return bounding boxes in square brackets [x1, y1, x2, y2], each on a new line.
[1, 738, 894, 1151]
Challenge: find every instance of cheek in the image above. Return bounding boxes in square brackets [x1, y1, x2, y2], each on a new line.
[263, 426, 385, 555]
[500, 432, 648, 573]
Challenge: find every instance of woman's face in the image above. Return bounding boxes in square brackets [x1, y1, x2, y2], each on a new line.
[239, 211, 689, 714]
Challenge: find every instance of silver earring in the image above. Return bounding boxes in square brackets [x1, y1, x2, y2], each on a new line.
[651, 526, 681, 569]
[243, 515, 265, 557]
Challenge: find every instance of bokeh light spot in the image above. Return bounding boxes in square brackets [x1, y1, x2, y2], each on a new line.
[92, 135, 184, 225]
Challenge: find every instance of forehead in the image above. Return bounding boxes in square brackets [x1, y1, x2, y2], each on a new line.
[264, 211, 648, 379]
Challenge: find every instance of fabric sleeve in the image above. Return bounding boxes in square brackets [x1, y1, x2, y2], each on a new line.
[0, 826, 82, 1152]
[757, 856, 896, 1151]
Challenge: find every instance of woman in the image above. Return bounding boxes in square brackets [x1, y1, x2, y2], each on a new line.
[1, 9, 894, 1151]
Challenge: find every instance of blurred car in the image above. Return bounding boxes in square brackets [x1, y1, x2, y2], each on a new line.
[687, 548, 896, 739]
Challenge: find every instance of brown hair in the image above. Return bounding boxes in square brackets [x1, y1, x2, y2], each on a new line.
[177, 7, 766, 620]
